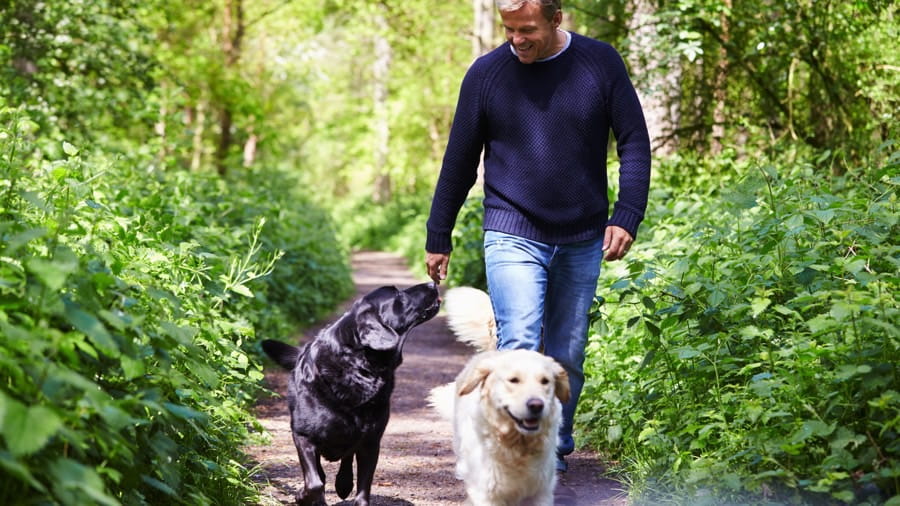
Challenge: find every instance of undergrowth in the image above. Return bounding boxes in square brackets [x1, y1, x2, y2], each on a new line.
[580, 147, 899, 505]
[0, 107, 352, 504]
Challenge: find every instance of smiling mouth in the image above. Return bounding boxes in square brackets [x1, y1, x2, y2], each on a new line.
[505, 407, 541, 432]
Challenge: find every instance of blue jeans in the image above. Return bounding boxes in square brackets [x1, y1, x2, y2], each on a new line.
[483, 230, 603, 456]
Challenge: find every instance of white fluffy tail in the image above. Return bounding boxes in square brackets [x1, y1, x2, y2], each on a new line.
[427, 382, 456, 421]
[429, 287, 497, 421]
[443, 287, 497, 352]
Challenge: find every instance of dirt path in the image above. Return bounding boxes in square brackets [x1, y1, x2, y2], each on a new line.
[247, 250, 628, 505]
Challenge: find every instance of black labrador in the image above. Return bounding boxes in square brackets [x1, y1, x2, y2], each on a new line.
[261, 282, 441, 506]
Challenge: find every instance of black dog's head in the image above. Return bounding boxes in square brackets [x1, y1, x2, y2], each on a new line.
[261, 283, 441, 372]
[342, 282, 441, 352]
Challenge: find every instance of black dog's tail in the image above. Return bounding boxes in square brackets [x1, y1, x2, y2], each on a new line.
[261, 339, 302, 370]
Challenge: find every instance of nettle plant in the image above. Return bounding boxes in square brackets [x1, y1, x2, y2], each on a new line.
[0, 111, 350, 504]
[580, 153, 899, 504]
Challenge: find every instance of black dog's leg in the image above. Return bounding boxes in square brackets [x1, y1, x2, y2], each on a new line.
[292, 433, 326, 506]
[316, 458, 326, 483]
[352, 439, 381, 506]
[335, 456, 354, 499]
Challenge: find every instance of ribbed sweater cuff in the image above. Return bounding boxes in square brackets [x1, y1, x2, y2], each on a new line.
[607, 206, 644, 240]
[425, 231, 453, 254]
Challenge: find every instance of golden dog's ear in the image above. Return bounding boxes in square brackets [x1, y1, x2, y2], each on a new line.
[456, 352, 497, 396]
[553, 362, 571, 404]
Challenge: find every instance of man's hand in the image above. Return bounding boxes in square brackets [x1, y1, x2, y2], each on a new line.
[602, 225, 634, 261]
[425, 252, 450, 284]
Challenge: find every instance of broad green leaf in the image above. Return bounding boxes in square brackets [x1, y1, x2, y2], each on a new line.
[834, 364, 872, 380]
[49, 458, 119, 506]
[607, 424, 623, 443]
[62, 141, 79, 156]
[4, 228, 46, 254]
[831, 490, 855, 503]
[27, 258, 76, 291]
[829, 301, 855, 321]
[675, 346, 700, 359]
[119, 355, 145, 380]
[64, 302, 119, 357]
[230, 283, 254, 297]
[2, 400, 62, 456]
[808, 209, 835, 224]
[807, 314, 837, 334]
[750, 297, 770, 318]
[98, 405, 136, 432]
[163, 402, 207, 422]
[160, 321, 197, 345]
[141, 474, 176, 496]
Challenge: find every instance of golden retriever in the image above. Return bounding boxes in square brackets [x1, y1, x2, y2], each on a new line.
[431, 287, 570, 506]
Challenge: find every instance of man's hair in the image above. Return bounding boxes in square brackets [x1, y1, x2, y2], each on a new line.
[495, 0, 561, 22]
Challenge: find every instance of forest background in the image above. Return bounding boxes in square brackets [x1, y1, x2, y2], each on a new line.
[0, 0, 897, 504]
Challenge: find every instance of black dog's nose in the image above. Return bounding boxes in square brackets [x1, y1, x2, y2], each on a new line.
[526, 398, 544, 415]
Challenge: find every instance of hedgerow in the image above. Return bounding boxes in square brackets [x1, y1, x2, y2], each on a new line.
[0, 108, 352, 505]
[580, 147, 899, 504]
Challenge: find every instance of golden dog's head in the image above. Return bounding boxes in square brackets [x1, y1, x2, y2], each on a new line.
[457, 350, 570, 438]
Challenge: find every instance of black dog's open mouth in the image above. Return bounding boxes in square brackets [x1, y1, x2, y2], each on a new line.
[506, 407, 541, 432]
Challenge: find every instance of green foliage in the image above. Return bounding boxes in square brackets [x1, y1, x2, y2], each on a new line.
[0, 0, 158, 145]
[439, 195, 488, 290]
[0, 107, 351, 504]
[293, 0, 470, 209]
[579, 148, 899, 504]
[569, 0, 899, 167]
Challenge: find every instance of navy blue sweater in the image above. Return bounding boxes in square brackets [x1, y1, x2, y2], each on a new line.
[426, 32, 651, 254]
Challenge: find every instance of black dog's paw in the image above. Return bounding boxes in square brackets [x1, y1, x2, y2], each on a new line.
[295, 490, 326, 506]
[335, 456, 354, 499]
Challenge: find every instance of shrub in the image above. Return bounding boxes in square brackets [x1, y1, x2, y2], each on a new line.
[580, 149, 899, 504]
[0, 108, 351, 504]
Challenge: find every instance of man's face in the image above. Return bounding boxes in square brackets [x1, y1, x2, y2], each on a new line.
[501, 2, 562, 64]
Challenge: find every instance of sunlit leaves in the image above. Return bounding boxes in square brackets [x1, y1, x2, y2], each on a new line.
[577, 152, 899, 503]
[0, 395, 62, 457]
[0, 108, 351, 503]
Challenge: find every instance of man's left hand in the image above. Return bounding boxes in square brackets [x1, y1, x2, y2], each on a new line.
[603, 225, 634, 261]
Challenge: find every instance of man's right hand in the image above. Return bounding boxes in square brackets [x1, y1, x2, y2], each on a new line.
[425, 252, 450, 284]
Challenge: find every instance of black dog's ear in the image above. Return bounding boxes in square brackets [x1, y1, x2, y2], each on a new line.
[357, 318, 401, 351]
[261, 339, 301, 370]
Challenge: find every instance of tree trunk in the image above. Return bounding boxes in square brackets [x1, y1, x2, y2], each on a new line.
[243, 127, 258, 168]
[372, 7, 392, 204]
[710, 0, 731, 154]
[216, 0, 244, 176]
[472, 0, 495, 185]
[473, 0, 494, 58]
[625, 0, 679, 155]
[189, 101, 206, 172]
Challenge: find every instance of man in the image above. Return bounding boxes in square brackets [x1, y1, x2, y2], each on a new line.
[425, 0, 651, 473]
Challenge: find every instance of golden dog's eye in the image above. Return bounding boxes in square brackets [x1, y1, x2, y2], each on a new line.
[540, 377, 550, 385]
[509, 377, 520, 384]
